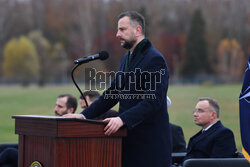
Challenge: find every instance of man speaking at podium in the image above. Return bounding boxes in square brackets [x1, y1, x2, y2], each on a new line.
[64, 11, 171, 167]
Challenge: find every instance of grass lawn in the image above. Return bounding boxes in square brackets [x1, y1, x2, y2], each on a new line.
[0, 84, 243, 151]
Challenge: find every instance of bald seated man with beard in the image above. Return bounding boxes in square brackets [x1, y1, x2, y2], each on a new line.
[54, 94, 78, 116]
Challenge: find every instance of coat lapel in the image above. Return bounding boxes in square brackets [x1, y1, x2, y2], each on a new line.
[128, 39, 151, 72]
[127, 52, 145, 71]
[115, 54, 128, 91]
[118, 39, 152, 91]
[119, 54, 128, 72]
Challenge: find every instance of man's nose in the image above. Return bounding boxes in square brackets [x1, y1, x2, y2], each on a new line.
[116, 31, 120, 38]
[193, 111, 198, 117]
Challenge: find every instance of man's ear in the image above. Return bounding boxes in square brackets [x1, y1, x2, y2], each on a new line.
[135, 25, 142, 36]
[212, 111, 217, 119]
[68, 108, 74, 114]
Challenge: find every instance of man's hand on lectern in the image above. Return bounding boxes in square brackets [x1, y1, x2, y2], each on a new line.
[63, 113, 84, 119]
[103, 117, 124, 136]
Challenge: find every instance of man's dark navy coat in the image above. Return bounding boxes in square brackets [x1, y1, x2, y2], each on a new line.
[170, 123, 187, 153]
[184, 120, 236, 161]
[82, 39, 172, 167]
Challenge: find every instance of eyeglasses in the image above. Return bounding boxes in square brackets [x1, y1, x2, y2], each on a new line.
[193, 109, 206, 114]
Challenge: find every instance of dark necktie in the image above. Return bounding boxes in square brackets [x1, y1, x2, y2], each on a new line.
[125, 53, 133, 71]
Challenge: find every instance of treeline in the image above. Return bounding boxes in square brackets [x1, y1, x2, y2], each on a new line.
[0, 0, 249, 86]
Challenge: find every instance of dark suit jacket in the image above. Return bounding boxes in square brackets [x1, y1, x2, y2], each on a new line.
[0, 147, 18, 167]
[184, 121, 236, 161]
[82, 39, 171, 167]
[170, 123, 187, 153]
[94, 109, 118, 120]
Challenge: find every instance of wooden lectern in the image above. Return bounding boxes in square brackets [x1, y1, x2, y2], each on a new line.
[12, 115, 126, 167]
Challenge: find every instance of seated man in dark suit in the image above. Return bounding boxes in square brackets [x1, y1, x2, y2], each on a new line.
[80, 90, 118, 120]
[0, 147, 18, 167]
[167, 96, 186, 153]
[170, 123, 187, 153]
[184, 97, 236, 161]
[54, 94, 78, 116]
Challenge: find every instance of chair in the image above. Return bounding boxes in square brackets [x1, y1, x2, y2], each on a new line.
[183, 158, 249, 167]
[234, 151, 245, 158]
[172, 152, 187, 166]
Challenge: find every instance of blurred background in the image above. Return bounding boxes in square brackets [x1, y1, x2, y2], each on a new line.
[0, 0, 249, 85]
[0, 0, 249, 151]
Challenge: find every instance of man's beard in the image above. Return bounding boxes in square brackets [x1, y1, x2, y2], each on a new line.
[55, 110, 68, 116]
[121, 39, 136, 50]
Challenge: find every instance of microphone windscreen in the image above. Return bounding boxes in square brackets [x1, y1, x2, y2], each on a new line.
[99, 51, 109, 60]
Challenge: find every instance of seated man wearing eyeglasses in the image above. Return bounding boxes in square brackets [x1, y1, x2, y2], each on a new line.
[183, 97, 236, 161]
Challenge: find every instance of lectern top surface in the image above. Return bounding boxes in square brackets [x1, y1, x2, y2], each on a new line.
[12, 115, 105, 124]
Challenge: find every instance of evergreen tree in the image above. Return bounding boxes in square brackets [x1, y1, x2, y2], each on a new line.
[181, 9, 210, 78]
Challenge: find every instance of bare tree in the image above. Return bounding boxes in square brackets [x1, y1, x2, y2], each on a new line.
[73, 0, 93, 57]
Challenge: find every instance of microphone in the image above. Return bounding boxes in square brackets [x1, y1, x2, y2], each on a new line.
[74, 51, 109, 64]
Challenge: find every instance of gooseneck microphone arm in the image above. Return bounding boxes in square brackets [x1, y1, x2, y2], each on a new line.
[71, 64, 89, 108]
[71, 51, 109, 110]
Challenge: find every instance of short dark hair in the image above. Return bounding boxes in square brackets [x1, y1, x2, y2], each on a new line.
[80, 90, 100, 102]
[118, 11, 145, 35]
[199, 97, 220, 118]
[58, 94, 77, 113]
